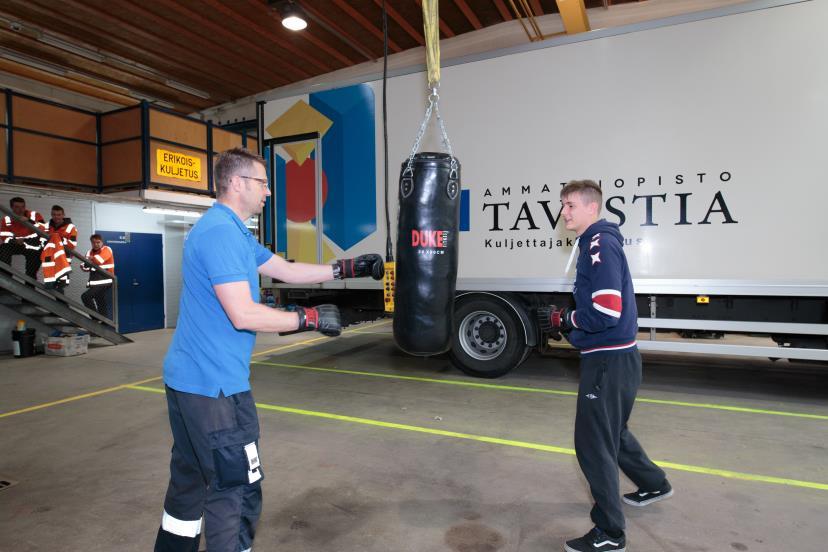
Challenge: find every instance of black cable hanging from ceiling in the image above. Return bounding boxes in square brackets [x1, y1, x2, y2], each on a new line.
[382, 0, 392, 263]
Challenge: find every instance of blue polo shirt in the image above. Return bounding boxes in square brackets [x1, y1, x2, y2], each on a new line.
[164, 203, 273, 397]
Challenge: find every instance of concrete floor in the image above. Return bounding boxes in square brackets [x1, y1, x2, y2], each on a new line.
[1, 321, 826, 552]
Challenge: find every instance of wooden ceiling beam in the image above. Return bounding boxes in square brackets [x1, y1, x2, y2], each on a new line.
[453, 0, 483, 30]
[492, 0, 514, 20]
[331, 0, 402, 52]
[372, 0, 424, 46]
[243, 0, 356, 67]
[7, 1, 248, 100]
[0, 59, 138, 107]
[0, 3, 237, 103]
[0, 29, 209, 111]
[300, 2, 379, 61]
[94, 0, 279, 91]
[201, 0, 335, 75]
[24, 0, 269, 97]
[155, 0, 314, 81]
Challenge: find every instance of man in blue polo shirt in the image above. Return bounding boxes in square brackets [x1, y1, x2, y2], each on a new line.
[154, 147, 384, 552]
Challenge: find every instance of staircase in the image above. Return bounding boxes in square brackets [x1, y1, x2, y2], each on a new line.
[0, 204, 130, 346]
[0, 266, 131, 345]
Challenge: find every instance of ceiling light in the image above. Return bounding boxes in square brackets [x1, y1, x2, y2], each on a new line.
[276, 1, 308, 31]
[164, 79, 210, 99]
[38, 34, 106, 63]
[143, 206, 203, 217]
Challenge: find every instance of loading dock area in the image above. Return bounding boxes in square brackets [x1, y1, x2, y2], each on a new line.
[1, 322, 825, 551]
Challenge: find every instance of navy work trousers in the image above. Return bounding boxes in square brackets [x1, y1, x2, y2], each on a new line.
[154, 386, 263, 552]
[574, 348, 665, 535]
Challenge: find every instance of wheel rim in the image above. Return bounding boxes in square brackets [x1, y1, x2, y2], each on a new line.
[458, 310, 508, 361]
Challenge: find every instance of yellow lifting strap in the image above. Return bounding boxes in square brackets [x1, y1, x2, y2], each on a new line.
[422, 0, 440, 88]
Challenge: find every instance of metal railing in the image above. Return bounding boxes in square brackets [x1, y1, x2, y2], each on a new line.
[0, 203, 119, 331]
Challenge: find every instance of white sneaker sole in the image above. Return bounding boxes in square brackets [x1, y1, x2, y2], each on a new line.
[623, 488, 674, 507]
[564, 545, 626, 552]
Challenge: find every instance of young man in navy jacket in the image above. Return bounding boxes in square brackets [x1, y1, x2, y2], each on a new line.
[538, 180, 672, 552]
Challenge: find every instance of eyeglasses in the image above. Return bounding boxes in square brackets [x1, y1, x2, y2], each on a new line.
[239, 175, 269, 187]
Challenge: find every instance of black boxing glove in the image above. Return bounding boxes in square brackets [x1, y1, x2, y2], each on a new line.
[536, 305, 574, 340]
[295, 304, 341, 337]
[332, 254, 384, 280]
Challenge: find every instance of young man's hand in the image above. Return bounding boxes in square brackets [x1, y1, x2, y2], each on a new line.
[536, 305, 573, 340]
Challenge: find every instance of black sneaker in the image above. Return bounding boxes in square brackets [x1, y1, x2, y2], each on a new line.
[564, 527, 626, 552]
[623, 479, 674, 507]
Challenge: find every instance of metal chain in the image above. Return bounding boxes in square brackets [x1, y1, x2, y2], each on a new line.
[404, 87, 457, 176]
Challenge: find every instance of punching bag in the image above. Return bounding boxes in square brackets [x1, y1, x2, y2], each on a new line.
[394, 152, 461, 355]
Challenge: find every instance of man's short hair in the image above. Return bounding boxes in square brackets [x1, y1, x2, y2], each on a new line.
[213, 147, 265, 198]
[10, 197, 25, 207]
[560, 180, 602, 211]
[90, 233, 103, 241]
[52, 205, 64, 213]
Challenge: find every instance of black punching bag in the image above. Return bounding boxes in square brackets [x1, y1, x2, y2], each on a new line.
[394, 152, 460, 355]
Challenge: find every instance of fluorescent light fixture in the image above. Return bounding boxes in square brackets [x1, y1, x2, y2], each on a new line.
[278, 1, 308, 31]
[38, 33, 105, 63]
[0, 47, 67, 76]
[165, 79, 210, 99]
[143, 206, 203, 218]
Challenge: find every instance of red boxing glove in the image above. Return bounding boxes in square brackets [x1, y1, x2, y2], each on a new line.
[295, 304, 341, 337]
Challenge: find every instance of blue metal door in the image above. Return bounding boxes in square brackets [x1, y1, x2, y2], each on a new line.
[97, 231, 164, 334]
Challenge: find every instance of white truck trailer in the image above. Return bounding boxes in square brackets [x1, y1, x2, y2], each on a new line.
[252, 0, 827, 377]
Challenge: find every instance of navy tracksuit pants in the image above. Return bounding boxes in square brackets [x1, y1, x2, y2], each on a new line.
[574, 348, 666, 535]
[155, 386, 263, 552]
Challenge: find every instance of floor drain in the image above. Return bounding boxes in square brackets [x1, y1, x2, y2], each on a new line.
[0, 478, 18, 491]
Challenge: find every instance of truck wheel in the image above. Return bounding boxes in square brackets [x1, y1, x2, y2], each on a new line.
[449, 296, 530, 378]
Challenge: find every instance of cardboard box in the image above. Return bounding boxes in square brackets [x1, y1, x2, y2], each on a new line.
[45, 334, 90, 357]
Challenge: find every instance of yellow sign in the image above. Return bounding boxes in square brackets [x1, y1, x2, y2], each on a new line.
[156, 149, 201, 182]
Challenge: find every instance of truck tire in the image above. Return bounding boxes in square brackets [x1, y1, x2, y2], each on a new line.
[449, 295, 531, 378]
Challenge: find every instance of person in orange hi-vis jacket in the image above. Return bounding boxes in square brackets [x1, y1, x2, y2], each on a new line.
[0, 196, 45, 279]
[42, 205, 78, 294]
[41, 233, 72, 293]
[81, 234, 115, 318]
[45, 204, 78, 251]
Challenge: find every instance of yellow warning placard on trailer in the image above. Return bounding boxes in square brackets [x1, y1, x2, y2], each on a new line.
[156, 149, 201, 182]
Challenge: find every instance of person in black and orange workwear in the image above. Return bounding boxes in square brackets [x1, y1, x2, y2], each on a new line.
[41, 205, 78, 294]
[81, 234, 115, 318]
[0, 197, 45, 279]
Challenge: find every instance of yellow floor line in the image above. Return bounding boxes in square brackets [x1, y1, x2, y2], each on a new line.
[250, 360, 828, 421]
[0, 376, 162, 419]
[252, 320, 391, 357]
[126, 384, 828, 492]
[0, 322, 390, 418]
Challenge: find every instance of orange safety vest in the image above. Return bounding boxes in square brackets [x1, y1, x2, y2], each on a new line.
[82, 245, 115, 286]
[46, 219, 78, 250]
[40, 234, 71, 284]
[1, 210, 45, 249]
